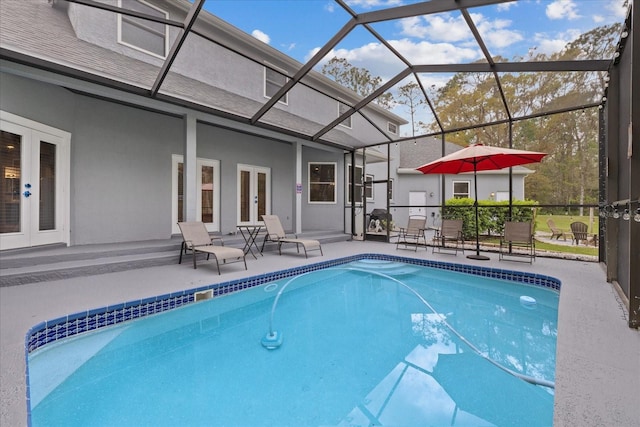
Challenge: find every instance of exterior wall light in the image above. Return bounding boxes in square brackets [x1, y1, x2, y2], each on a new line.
[634, 208, 640, 223]
[622, 209, 630, 221]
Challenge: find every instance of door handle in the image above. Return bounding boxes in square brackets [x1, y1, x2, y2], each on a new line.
[23, 191, 31, 198]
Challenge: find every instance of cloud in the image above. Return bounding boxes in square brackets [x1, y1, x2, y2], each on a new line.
[400, 14, 470, 42]
[533, 29, 582, 55]
[251, 29, 270, 44]
[605, 0, 628, 19]
[282, 42, 297, 51]
[472, 13, 523, 49]
[344, 0, 403, 9]
[390, 39, 479, 65]
[592, 15, 605, 23]
[399, 12, 522, 50]
[309, 37, 480, 83]
[496, 1, 517, 12]
[546, 0, 580, 20]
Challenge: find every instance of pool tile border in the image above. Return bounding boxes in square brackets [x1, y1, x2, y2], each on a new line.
[25, 253, 560, 356]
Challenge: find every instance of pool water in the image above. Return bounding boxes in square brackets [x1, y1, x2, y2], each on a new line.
[28, 259, 558, 426]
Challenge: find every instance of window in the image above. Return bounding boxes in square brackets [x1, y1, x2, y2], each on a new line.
[365, 174, 374, 200]
[347, 164, 363, 204]
[118, 0, 168, 58]
[387, 122, 398, 134]
[309, 162, 336, 203]
[338, 103, 352, 128]
[264, 67, 288, 104]
[453, 181, 470, 199]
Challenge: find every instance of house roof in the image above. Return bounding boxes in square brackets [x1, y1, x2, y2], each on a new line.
[0, 0, 626, 152]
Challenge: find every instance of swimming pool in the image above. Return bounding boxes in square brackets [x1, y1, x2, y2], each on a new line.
[26, 255, 560, 426]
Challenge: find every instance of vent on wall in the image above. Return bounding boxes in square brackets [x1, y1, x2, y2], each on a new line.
[194, 289, 214, 302]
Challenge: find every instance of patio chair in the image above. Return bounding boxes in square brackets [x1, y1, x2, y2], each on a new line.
[570, 221, 597, 246]
[432, 219, 464, 255]
[396, 216, 427, 251]
[499, 221, 535, 263]
[546, 218, 566, 240]
[260, 215, 323, 258]
[177, 222, 247, 274]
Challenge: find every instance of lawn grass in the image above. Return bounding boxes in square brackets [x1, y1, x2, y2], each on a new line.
[535, 240, 598, 256]
[535, 214, 598, 234]
[534, 214, 598, 256]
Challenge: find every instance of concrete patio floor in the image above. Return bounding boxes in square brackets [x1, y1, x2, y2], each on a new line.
[1, 240, 638, 426]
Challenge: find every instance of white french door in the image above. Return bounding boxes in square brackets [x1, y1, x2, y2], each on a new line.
[0, 112, 70, 250]
[171, 155, 220, 234]
[237, 164, 270, 226]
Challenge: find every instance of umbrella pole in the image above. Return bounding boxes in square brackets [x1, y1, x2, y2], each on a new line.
[467, 161, 490, 260]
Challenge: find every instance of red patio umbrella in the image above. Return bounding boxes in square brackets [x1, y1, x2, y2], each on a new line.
[416, 143, 547, 260]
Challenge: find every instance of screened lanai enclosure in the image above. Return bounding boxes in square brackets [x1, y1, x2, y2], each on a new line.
[0, 0, 637, 327]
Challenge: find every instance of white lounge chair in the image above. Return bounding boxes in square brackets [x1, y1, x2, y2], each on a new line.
[177, 222, 247, 274]
[260, 215, 323, 258]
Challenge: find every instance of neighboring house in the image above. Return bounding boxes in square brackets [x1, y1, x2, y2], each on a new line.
[362, 136, 534, 232]
[0, 0, 406, 250]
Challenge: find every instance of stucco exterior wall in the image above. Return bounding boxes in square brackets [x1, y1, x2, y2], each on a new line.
[195, 123, 296, 234]
[302, 147, 344, 232]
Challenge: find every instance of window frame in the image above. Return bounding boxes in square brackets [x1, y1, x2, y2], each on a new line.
[264, 66, 289, 105]
[347, 164, 363, 204]
[365, 174, 374, 201]
[308, 162, 337, 204]
[452, 180, 470, 199]
[117, 0, 169, 59]
[387, 122, 398, 135]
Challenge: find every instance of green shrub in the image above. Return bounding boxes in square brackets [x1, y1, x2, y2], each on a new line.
[442, 198, 538, 239]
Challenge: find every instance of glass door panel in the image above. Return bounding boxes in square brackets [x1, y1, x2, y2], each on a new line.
[240, 169, 251, 223]
[257, 171, 267, 219]
[200, 165, 214, 224]
[1, 130, 22, 234]
[177, 162, 184, 223]
[39, 141, 56, 231]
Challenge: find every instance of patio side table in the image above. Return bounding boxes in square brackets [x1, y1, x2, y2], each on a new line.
[237, 225, 263, 259]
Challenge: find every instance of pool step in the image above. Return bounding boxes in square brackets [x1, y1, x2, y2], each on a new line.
[0, 231, 349, 287]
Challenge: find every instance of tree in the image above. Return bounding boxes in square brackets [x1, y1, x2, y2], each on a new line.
[395, 81, 424, 139]
[321, 57, 394, 109]
[421, 24, 620, 207]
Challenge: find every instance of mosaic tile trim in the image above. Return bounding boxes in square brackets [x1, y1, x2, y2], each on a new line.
[25, 253, 560, 354]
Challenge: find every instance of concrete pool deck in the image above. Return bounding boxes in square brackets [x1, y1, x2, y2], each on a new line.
[1, 240, 638, 426]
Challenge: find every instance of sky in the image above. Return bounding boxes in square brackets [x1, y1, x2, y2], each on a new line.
[204, 0, 628, 82]
[202, 0, 628, 136]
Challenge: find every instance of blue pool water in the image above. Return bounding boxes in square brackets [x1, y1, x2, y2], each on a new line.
[28, 259, 558, 426]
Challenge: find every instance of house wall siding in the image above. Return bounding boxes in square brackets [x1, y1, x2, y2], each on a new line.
[1, 71, 346, 245]
[302, 147, 344, 232]
[70, 95, 182, 244]
[195, 123, 296, 233]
